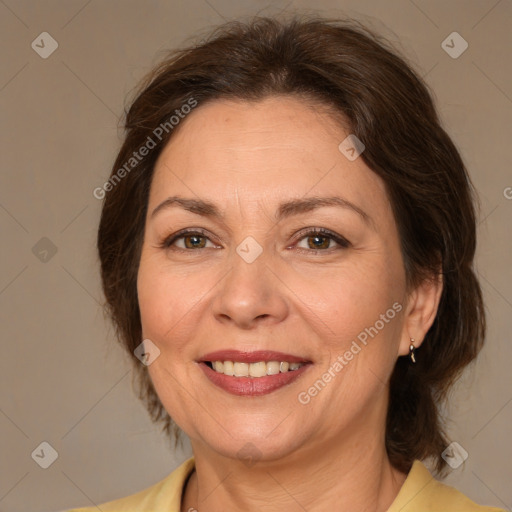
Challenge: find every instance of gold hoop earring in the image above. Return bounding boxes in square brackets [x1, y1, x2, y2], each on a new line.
[409, 338, 416, 363]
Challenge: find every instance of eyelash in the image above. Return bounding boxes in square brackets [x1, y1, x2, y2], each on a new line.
[159, 227, 350, 254]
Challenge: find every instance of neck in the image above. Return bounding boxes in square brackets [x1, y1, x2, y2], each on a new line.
[181, 413, 408, 511]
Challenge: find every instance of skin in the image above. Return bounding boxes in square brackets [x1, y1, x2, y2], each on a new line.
[136, 96, 443, 512]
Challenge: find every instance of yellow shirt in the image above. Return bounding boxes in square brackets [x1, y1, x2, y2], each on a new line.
[67, 457, 506, 511]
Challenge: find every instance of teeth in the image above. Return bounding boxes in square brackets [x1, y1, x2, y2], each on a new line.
[209, 360, 305, 377]
[266, 361, 280, 375]
[233, 362, 249, 377]
[223, 360, 234, 376]
[249, 361, 267, 377]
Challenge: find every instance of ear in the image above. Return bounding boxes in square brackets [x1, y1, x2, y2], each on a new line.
[398, 271, 443, 357]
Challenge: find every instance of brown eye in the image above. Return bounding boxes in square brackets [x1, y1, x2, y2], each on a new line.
[306, 234, 332, 250]
[161, 229, 218, 250]
[295, 228, 350, 252]
[182, 234, 207, 249]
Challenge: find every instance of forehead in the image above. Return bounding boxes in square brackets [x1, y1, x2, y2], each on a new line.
[150, 96, 390, 220]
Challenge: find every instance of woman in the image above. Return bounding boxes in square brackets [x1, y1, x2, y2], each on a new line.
[69, 14, 506, 512]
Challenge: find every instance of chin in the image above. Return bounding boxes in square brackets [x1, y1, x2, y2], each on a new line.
[207, 434, 304, 464]
[187, 412, 312, 464]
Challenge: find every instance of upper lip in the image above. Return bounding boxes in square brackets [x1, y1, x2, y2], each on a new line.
[199, 350, 311, 364]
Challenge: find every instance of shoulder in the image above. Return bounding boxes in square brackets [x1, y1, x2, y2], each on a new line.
[388, 459, 506, 512]
[65, 456, 195, 512]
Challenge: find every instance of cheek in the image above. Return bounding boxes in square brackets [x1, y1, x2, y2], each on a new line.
[291, 256, 403, 347]
[137, 262, 203, 432]
[297, 261, 404, 415]
[136, 259, 194, 350]
[146, 360, 202, 440]
[137, 269, 168, 339]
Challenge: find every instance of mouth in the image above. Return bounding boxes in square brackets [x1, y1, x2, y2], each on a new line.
[205, 360, 306, 376]
[197, 350, 312, 396]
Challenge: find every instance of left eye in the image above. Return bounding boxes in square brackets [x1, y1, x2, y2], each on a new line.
[296, 233, 336, 250]
[294, 229, 350, 251]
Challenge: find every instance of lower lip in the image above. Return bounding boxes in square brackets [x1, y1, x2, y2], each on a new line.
[199, 362, 311, 396]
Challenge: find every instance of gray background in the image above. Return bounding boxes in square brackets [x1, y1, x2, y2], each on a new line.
[0, 1, 511, 511]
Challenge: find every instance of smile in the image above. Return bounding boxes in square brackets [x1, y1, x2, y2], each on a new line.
[207, 360, 305, 377]
[198, 350, 312, 396]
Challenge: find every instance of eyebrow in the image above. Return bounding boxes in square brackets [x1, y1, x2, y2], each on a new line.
[150, 195, 373, 227]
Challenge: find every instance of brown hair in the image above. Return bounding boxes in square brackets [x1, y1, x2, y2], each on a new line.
[97, 14, 485, 476]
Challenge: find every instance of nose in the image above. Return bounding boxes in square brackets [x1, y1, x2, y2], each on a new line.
[211, 248, 289, 330]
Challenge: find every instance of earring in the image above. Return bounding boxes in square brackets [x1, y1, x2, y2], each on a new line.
[409, 338, 416, 363]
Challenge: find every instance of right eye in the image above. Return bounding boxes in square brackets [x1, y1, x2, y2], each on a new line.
[159, 228, 220, 251]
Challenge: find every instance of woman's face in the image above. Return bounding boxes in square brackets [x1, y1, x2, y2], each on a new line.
[137, 96, 411, 461]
